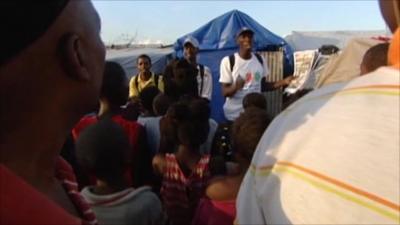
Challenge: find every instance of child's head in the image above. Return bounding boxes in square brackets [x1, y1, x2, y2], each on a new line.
[160, 99, 209, 153]
[242, 92, 267, 110]
[137, 54, 152, 73]
[177, 99, 210, 151]
[101, 61, 128, 107]
[76, 119, 131, 185]
[139, 86, 160, 116]
[360, 43, 390, 75]
[172, 59, 198, 97]
[232, 107, 271, 163]
[153, 93, 173, 116]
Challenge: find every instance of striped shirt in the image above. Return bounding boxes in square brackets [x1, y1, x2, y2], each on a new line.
[161, 153, 210, 225]
[236, 67, 400, 224]
[56, 158, 98, 225]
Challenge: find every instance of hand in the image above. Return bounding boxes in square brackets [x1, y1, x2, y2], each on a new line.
[282, 75, 295, 86]
[235, 75, 245, 90]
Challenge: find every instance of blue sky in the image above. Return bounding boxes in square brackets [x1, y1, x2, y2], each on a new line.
[93, 1, 387, 45]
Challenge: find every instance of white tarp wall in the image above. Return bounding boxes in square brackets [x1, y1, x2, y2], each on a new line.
[285, 30, 388, 52]
[315, 37, 386, 88]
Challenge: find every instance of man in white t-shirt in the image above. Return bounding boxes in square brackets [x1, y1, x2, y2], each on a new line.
[219, 27, 293, 121]
[236, 1, 400, 224]
[183, 36, 213, 100]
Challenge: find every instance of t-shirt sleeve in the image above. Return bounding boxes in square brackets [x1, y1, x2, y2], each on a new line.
[236, 171, 265, 225]
[219, 56, 233, 84]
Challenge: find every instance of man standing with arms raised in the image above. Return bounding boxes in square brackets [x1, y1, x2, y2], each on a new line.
[219, 27, 292, 121]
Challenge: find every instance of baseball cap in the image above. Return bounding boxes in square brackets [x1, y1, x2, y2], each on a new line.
[236, 27, 254, 38]
[183, 36, 199, 49]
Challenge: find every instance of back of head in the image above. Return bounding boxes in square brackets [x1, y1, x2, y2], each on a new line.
[243, 93, 267, 110]
[101, 61, 128, 106]
[232, 107, 271, 162]
[153, 93, 173, 116]
[177, 99, 210, 151]
[360, 43, 390, 75]
[139, 86, 161, 115]
[76, 119, 130, 184]
[164, 59, 198, 99]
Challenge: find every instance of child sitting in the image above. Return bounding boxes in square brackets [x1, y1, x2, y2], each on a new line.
[192, 107, 271, 225]
[153, 99, 211, 225]
[77, 119, 163, 225]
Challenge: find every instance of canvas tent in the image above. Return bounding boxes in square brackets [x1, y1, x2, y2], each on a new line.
[285, 30, 388, 52]
[174, 10, 293, 122]
[106, 47, 174, 79]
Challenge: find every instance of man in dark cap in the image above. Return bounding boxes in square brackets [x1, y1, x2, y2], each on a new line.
[0, 1, 105, 224]
[219, 27, 293, 121]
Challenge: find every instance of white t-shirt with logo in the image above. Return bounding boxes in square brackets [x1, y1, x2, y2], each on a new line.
[219, 53, 269, 121]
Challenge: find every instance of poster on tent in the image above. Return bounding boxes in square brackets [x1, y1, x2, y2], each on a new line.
[285, 50, 317, 94]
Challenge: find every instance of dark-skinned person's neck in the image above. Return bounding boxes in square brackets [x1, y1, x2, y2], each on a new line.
[93, 178, 129, 195]
[139, 71, 152, 81]
[238, 48, 252, 60]
[186, 57, 197, 67]
[98, 100, 120, 118]
[0, 106, 78, 189]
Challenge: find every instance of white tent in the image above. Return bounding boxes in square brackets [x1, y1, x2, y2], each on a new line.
[106, 47, 174, 78]
[285, 30, 389, 51]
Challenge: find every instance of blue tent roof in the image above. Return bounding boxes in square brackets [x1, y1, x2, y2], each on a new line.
[173, 10, 294, 122]
[174, 9, 293, 55]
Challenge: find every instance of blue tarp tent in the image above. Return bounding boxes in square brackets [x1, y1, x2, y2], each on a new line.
[174, 10, 293, 122]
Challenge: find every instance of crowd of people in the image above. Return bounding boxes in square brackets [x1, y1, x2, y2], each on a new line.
[0, 0, 399, 225]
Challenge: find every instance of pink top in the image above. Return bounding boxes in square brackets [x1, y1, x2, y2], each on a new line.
[192, 198, 236, 225]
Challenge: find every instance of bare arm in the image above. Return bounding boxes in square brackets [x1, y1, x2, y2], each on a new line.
[221, 76, 245, 97]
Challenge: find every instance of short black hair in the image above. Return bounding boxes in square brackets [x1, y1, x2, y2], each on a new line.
[243, 93, 267, 110]
[0, 0, 69, 65]
[137, 54, 152, 65]
[164, 59, 198, 99]
[139, 86, 160, 115]
[153, 93, 173, 116]
[232, 107, 271, 161]
[75, 119, 131, 184]
[101, 61, 128, 106]
[160, 99, 209, 152]
[177, 99, 210, 150]
[362, 43, 390, 73]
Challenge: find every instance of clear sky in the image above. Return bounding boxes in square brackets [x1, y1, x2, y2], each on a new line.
[93, 0, 387, 45]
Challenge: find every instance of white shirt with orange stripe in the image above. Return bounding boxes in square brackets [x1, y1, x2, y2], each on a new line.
[236, 67, 400, 224]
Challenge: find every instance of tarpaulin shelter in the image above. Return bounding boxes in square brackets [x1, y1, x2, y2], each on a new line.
[174, 10, 293, 122]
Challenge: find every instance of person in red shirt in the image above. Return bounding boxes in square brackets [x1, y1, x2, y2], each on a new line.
[0, 0, 105, 224]
[73, 61, 153, 188]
